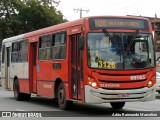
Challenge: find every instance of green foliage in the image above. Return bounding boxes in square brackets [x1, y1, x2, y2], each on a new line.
[0, 0, 67, 43]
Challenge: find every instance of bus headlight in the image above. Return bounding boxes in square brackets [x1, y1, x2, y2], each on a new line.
[88, 76, 98, 89]
[147, 76, 156, 88]
[89, 82, 97, 87]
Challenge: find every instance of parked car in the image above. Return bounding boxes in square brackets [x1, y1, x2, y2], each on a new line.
[156, 72, 160, 93]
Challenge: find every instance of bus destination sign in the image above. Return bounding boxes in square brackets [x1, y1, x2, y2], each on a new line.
[89, 18, 149, 30]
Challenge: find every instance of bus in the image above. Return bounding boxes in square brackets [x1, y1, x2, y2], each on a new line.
[1, 16, 156, 110]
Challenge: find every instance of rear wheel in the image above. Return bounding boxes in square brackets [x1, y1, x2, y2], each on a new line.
[57, 82, 73, 110]
[14, 80, 23, 101]
[13, 80, 31, 101]
[110, 102, 125, 109]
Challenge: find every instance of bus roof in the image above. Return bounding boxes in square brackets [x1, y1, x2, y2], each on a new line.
[2, 15, 150, 44]
[2, 34, 24, 44]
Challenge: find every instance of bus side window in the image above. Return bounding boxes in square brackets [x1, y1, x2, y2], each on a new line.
[11, 42, 19, 63]
[2, 44, 5, 64]
[52, 32, 66, 59]
[19, 40, 28, 62]
[38, 34, 51, 61]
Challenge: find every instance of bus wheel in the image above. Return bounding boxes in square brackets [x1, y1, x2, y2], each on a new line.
[57, 82, 73, 110]
[13, 80, 23, 101]
[110, 102, 125, 109]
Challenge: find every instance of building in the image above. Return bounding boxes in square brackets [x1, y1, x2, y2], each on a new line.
[145, 17, 160, 53]
[146, 16, 160, 71]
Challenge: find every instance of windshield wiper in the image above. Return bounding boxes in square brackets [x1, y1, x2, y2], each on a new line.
[125, 29, 139, 53]
[102, 29, 112, 40]
[102, 29, 123, 62]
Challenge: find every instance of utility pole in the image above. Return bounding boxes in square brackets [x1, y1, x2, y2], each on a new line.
[154, 13, 159, 51]
[74, 8, 89, 18]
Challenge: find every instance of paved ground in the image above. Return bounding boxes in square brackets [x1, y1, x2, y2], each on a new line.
[0, 87, 159, 119]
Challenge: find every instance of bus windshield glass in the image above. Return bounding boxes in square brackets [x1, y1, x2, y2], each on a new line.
[87, 32, 155, 70]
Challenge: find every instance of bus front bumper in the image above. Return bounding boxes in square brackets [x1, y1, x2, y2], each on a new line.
[84, 85, 156, 104]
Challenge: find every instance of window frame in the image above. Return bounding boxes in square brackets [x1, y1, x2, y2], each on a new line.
[11, 40, 29, 63]
[11, 42, 19, 63]
[38, 34, 52, 61]
[2, 44, 5, 64]
[18, 40, 29, 62]
[51, 31, 67, 60]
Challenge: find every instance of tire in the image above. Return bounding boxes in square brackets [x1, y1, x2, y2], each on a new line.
[110, 102, 125, 109]
[13, 80, 23, 101]
[57, 82, 73, 110]
[13, 80, 31, 101]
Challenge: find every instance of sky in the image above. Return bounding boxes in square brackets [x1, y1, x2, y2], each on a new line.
[57, 0, 160, 21]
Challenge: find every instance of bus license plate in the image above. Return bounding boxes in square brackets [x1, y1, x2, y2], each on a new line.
[118, 93, 130, 97]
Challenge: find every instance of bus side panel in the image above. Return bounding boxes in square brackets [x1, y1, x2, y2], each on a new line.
[10, 63, 29, 79]
[36, 61, 69, 98]
[36, 61, 55, 97]
[37, 81, 54, 97]
[1, 64, 5, 89]
[10, 62, 29, 93]
[19, 79, 30, 93]
[64, 82, 70, 100]
[37, 61, 69, 82]
[10, 63, 18, 87]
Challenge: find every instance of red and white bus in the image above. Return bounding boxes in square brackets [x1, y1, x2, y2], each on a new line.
[1, 16, 156, 110]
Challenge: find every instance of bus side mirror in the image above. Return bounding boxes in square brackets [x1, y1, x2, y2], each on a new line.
[78, 36, 84, 50]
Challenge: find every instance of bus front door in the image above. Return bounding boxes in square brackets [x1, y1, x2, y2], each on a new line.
[71, 34, 83, 100]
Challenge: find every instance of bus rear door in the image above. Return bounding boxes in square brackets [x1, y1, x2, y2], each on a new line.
[29, 38, 38, 93]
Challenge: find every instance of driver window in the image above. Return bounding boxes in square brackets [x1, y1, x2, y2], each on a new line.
[88, 39, 99, 62]
[100, 37, 110, 48]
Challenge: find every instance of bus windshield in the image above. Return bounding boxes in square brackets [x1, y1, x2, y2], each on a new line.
[87, 32, 155, 70]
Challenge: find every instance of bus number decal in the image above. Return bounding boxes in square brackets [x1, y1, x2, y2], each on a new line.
[98, 61, 116, 69]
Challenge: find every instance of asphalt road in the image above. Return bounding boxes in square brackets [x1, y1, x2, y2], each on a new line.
[0, 87, 160, 120]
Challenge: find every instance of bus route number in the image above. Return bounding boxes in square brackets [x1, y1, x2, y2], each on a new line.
[98, 61, 116, 69]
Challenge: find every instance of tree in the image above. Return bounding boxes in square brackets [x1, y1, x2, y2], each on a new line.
[0, 0, 67, 43]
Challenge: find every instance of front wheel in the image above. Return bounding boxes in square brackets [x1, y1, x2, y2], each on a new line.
[110, 102, 125, 109]
[57, 82, 73, 110]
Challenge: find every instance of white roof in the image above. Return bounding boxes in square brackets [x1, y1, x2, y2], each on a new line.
[2, 34, 24, 44]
